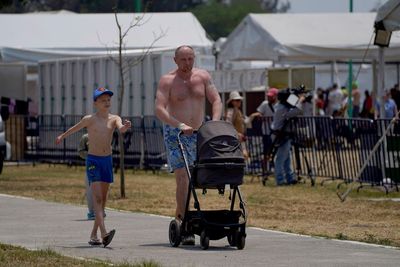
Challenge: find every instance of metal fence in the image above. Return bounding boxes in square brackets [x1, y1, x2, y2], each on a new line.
[245, 116, 399, 190]
[3, 114, 400, 189]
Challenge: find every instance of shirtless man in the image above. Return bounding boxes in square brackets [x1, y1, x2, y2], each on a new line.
[56, 87, 131, 247]
[155, 45, 222, 244]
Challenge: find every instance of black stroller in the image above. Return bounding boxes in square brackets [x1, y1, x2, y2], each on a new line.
[168, 120, 247, 250]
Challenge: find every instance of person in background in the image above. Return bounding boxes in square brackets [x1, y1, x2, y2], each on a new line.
[327, 83, 343, 116]
[56, 87, 132, 247]
[78, 133, 95, 220]
[224, 91, 257, 160]
[375, 90, 398, 119]
[251, 87, 279, 181]
[351, 81, 361, 117]
[315, 88, 325, 116]
[154, 45, 222, 245]
[361, 90, 373, 119]
[270, 90, 305, 186]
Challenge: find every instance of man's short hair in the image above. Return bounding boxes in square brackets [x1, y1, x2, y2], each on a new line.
[175, 45, 194, 57]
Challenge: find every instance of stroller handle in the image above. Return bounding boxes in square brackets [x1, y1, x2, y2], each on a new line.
[177, 129, 198, 139]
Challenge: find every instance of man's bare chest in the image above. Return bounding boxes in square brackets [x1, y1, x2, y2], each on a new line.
[170, 81, 205, 101]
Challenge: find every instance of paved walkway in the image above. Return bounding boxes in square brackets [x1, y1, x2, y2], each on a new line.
[0, 193, 399, 267]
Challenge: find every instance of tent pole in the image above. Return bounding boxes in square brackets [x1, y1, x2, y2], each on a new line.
[347, 0, 354, 118]
[348, 60, 353, 118]
[378, 46, 385, 117]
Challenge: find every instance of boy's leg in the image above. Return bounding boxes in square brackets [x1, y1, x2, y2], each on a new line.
[90, 181, 109, 239]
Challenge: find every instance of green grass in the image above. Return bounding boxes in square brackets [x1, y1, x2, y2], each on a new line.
[0, 242, 161, 267]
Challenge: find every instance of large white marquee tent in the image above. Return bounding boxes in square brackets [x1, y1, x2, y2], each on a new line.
[219, 12, 400, 63]
[0, 11, 213, 63]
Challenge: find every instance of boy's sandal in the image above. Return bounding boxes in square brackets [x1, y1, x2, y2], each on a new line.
[102, 229, 116, 247]
[88, 238, 102, 246]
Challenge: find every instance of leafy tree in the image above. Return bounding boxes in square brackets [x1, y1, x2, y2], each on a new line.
[189, 0, 269, 40]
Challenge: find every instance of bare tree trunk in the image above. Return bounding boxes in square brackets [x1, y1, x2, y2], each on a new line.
[116, 10, 126, 198]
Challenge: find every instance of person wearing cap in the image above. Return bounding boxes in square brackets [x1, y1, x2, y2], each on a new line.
[77, 133, 95, 220]
[155, 45, 222, 245]
[224, 90, 255, 160]
[251, 87, 279, 181]
[56, 87, 132, 247]
[270, 89, 306, 186]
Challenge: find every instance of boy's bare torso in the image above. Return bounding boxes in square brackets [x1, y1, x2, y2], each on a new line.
[166, 68, 207, 129]
[86, 113, 119, 156]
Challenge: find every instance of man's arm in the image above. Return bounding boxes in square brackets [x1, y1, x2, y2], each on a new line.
[155, 76, 182, 128]
[204, 73, 222, 121]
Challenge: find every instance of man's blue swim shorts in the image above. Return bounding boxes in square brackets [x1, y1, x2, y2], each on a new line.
[163, 124, 197, 172]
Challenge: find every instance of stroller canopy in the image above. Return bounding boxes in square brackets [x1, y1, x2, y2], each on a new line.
[197, 121, 239, 152]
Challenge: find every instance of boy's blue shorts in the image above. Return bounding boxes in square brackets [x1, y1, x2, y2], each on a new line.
[86, 154, 113, 184]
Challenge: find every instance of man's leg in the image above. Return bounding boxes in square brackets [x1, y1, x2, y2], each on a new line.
[174, 167, 195, 245]
[174, 167, 189, 220]
[274, 142, 289, 186]
[281, 140, 296, 184]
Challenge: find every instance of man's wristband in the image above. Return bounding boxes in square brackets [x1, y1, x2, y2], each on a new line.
[178, 122, 185, 130]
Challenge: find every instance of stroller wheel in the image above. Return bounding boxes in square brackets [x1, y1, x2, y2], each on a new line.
[169, 219, 181, 247]
[200, 230, 209, 250]
[236, 232, 246, 250]
[227, 233, 236, 246]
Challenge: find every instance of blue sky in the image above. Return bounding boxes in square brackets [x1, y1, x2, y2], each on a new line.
[288, 0, 387, 13]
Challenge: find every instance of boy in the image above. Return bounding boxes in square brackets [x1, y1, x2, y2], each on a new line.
[56, 87, 131, 247]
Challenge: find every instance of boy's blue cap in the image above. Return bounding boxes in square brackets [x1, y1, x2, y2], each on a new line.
[93, 87, 113, 101]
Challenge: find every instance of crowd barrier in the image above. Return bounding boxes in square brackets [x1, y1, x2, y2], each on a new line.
[3, 114, 400, 190]
[246, 116, 399, 190]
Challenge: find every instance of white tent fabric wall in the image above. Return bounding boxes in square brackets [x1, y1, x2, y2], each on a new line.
[219, 12, 400, 63]
[211, 69, 266, 93]
[39, 55, 165, 116]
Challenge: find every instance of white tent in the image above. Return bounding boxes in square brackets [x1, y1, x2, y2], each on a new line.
[0, 11, 213, 63]
[374, 0, 400, 115]
[219, 12, 400, 63]
[375, 0, 400, 32]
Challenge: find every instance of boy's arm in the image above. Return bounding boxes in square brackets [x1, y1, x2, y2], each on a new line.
[56, 116, 90, 144]
[116, 116, 132, 134]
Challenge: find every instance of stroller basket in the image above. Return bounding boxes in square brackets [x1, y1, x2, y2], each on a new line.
[187, 210, 243, 227]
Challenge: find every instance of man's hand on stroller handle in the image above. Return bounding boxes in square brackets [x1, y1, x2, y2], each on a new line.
[178, 122, 195, 135]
